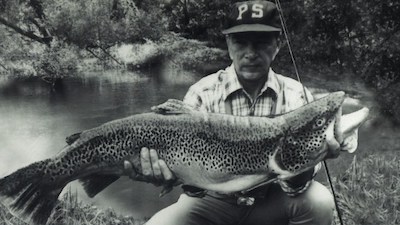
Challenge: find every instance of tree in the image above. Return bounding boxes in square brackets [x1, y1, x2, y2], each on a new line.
[0, 0, 52, 45]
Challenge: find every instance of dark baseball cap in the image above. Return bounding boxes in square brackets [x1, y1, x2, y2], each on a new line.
[222, 1, 282, 34]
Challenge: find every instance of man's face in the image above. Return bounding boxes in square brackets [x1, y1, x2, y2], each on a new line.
[226, 32, 280, 82]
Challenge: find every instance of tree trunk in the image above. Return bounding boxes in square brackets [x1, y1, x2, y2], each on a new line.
[28, 0, 52, 44]
[0, 16, 50, 45]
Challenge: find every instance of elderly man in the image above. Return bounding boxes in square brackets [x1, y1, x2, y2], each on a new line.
[125, 1, 349, 224]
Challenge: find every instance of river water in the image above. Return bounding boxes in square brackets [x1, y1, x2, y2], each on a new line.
[0, 69, 197, 218]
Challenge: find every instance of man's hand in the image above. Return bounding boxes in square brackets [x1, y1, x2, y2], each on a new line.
[123, 147, 177, 186]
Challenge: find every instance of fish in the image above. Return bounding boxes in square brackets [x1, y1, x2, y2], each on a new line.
[0, 91, 368, 224]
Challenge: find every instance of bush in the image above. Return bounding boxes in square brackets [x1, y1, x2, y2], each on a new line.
[45, 0, 166, 48]
[33, 40, 79, 80]
[158, 33, 229, 73]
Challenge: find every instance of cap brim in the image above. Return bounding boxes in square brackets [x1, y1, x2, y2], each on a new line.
[222, 24, 281, 34]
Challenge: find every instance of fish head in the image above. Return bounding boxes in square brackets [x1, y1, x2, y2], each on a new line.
[275, 91, 345, 174]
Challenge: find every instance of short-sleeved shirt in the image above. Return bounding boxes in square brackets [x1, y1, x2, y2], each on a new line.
[183, 64, 318, 196]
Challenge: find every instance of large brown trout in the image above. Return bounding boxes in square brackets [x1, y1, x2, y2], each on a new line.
[0, 91, 367, 224]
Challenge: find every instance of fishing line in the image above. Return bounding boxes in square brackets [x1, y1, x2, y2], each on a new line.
[273, 1, 345, 225]
[274, 0, 310, 104]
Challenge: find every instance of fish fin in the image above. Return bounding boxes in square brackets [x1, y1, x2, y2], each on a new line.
[151, 99, 194, 114]
[0, 160, 48, 197]
[341, 107, 369, 136]
[338, 107, 369, 153]
[79, 174, 120, 198]
[66, 132, 81, 145]
[0, 159, 62, 225]
[19, 187, 62, 225]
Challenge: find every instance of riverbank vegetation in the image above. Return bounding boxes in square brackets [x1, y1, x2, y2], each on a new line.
[0, 188, 147, 225]
[333, 153, 400, 225]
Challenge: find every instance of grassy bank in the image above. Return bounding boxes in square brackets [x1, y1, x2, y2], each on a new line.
[333, 153, 400, 225]
[0, 189, 147, 225]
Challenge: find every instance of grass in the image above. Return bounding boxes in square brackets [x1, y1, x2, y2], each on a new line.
[0, 188, 147, 225]
[332, 153, 400, 225]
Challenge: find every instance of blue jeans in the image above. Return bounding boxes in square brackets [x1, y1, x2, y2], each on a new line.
[145, 181, 334, 225]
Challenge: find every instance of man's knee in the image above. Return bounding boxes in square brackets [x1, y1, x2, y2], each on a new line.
[288, 181, 334, 225]
[146, 194, 223, 225]
[145, 194, 198, 225]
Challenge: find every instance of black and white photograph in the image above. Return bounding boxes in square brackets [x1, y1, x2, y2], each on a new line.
[0, 1, 399, 225]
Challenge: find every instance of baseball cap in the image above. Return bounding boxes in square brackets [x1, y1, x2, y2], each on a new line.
[222, 1, 282, 34]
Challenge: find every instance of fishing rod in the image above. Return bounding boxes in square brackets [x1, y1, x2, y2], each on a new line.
[273, 1, 345, 225]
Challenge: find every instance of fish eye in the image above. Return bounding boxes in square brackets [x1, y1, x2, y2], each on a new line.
[313, 118, 326, 129]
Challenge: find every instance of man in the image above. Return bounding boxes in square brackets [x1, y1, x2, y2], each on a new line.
[125, 1, 351, 224]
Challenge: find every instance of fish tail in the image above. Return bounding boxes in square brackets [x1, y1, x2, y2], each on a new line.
[0, 159, 62, 224]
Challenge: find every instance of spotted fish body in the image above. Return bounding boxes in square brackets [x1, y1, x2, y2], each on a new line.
[0, 91, 345, 224]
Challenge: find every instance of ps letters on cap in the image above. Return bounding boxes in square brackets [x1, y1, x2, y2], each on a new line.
[222, 1, 282, 34]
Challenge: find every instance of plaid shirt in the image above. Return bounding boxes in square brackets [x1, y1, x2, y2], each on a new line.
[183, 64, 320, 196]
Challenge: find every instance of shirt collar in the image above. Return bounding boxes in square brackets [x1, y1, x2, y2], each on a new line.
[222, 64, 280, 100]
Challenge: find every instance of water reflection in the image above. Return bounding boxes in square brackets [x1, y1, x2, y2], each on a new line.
[0, 70, 192, 218]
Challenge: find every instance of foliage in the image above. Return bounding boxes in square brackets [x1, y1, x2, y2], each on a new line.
[0, 25, 44, 77]
[33, 40, 79, 80]
[334, 153, 400, 225]
[0, 0, 52, 45]
[0, 0, 168, 79]
[286, 0, 400, 123]
[0, 0, 166, 47]
[162, 0, 230, 45]
[158, 33, 228, 72]
[44, 0, 165, 48]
